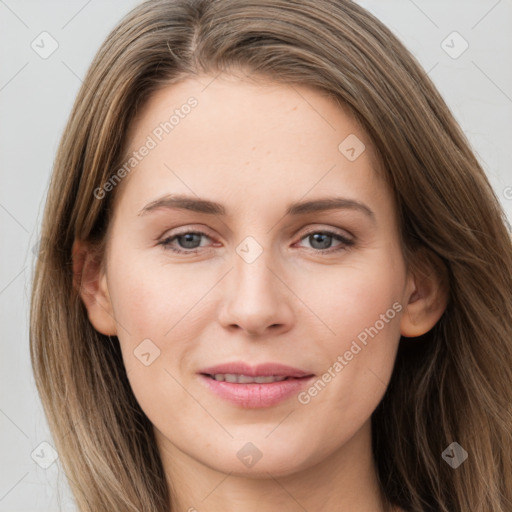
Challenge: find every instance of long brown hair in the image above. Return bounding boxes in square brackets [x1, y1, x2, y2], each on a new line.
[30, 0, 512, 510]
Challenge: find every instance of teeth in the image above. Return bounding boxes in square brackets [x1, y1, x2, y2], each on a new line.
[211, 374, 288, 384]
[238, 374, 256, 383]
[254, 375, 286, 383]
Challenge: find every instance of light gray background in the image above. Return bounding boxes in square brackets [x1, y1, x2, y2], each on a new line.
[1, 1, 511, 510]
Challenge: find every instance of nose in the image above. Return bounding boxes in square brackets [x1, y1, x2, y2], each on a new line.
[217, 247, 294, 337]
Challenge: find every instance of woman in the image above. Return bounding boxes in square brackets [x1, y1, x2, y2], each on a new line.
[30, 0, 512, 510]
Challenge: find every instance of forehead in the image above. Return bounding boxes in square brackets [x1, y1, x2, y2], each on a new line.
[113, 74, 388, 216]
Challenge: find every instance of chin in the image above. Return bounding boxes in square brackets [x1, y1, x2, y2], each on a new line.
[198, 437, 319, 478]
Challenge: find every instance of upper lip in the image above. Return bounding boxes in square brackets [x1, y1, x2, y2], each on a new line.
[199, 362, 314, 378]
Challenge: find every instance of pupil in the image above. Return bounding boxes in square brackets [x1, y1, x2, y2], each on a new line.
[180, 233, 200, 248]
[311, 233, 331, 249]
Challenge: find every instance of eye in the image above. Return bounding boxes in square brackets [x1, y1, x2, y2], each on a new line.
[294, 229, 354, 254]
[157, 227, 354, 255]
[158, 230, 213, 254]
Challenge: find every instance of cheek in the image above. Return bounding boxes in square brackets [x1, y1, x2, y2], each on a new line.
[106, 248, 224, 392]
[295, 254, 404, 413]
[300, 254, 404, 345]
[107, 250, 206, 340]
[106, 260, 202, 427]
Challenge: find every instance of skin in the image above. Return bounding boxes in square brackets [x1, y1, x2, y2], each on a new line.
[74, 73, 447, 512]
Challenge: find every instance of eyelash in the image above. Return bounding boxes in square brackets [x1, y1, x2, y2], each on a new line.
[157, 228, 355, 255]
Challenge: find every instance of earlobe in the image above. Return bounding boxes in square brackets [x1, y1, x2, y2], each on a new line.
[400, 251, 449, 338]
[72, 239, 117, 336]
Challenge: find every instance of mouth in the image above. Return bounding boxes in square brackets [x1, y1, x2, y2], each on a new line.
[197, 362, 315, 408]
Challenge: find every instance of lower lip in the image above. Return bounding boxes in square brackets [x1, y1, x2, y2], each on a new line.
[199, 374, 314, 408]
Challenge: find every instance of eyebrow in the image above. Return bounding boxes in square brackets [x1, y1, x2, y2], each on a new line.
[137, 194, 375, 221]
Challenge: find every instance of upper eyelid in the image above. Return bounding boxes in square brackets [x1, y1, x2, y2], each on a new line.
[298, 225, 353, 239]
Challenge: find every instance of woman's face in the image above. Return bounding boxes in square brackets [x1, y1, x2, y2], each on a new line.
[98, 74, 416, 477]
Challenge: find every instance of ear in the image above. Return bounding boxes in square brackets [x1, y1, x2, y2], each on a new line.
[400, 249, 449, 338]
[72, 239, 117, 336]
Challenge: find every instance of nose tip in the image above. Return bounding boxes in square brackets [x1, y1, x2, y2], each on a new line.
[222, 297, 291, 338]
